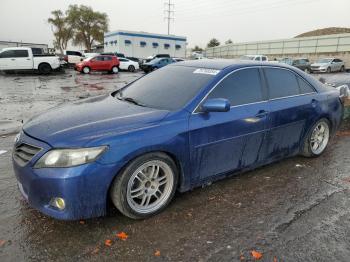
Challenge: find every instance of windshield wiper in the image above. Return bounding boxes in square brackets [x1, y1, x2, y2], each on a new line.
[116, 93, 146, 107]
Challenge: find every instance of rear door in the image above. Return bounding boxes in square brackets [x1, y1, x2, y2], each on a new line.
[263, 67, 318, 160]
[189, 67, 270, 181]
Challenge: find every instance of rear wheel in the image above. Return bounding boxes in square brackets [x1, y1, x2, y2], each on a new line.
[111, 66, 119, 74]
[38, 63, 52, 74]
[82, 66, 90, 74]
[128, 65, 135, 72]
[301, 119, 330, 157]
[110, 152, 178, 219]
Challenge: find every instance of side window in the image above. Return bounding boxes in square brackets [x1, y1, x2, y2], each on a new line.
[262, 56, 267, 61]
[119, 58, 127, 62]
[265, 68, 299, 99]
[0, 50, 15, 58]
[207, 68, 264, 106]
[94, 56, 104, 61]
[13, 50, 29, 57]
[104, 56, 112, 61]
[297, 76, 315, 94]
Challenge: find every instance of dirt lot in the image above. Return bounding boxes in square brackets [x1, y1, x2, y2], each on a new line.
[1, 70, 350, 261]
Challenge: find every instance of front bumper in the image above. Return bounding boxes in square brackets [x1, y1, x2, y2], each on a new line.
[12, 132, 122, 220]
[311, 67, 327, 72]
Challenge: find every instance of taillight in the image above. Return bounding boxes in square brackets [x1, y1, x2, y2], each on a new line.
[64, 55, 68, 62]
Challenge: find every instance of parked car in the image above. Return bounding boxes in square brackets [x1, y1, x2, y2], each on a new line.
[118, 58, 139, 72]
[142, 54, 171, 64]
[311, 58, 345, 73]
[101, 52, 125, 58]
[126, 57, 140, 63]
[142, 57, 175, 73]
[12, 60, 344, 220]
[84, 52, 100, 58]
[173, 57, 185, 62]
[280, 58, 311, 73]
[0, 47, 60, 74]
[63, 50, 84, 65]
[241, 55, 268, 61]
[74, 55, 120, 74]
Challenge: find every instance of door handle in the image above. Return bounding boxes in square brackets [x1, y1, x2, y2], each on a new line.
[255, 110, 269, 118]
[11, 59, 16, 61]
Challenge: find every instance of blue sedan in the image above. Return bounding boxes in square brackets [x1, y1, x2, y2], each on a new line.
[12, 60, 343, 220]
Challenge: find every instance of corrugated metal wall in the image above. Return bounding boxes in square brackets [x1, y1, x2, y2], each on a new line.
[204, 33, 350, 59]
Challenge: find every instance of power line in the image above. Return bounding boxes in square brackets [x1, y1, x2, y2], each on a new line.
[164, 0, 174, 35]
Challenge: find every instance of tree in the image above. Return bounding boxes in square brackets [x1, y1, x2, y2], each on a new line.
[192, 45, 203, 52]
[207, 38, 220, 48]
[66, 5, 108, 51]
[225, 39, 233, 45]
[48, 10, 72, 54]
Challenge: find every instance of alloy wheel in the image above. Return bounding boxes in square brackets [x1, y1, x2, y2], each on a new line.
[310, 121, 329, 155]
[126, 160, 174, 214]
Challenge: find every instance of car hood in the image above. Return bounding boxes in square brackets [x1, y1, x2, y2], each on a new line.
[23, 94, 169, 147]
[311, 63, 328, 67]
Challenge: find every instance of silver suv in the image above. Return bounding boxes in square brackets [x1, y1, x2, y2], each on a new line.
[311, 58, 345, 73]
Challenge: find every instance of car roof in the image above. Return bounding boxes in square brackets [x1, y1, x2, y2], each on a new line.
[171, 59, 293, 70]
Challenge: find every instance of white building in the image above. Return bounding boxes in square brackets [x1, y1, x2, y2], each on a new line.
[104, 30, 187, 59]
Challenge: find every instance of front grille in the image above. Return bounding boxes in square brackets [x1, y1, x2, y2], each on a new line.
[13, 143, 42, 166]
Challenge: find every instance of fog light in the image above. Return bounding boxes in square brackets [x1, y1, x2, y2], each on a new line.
[50, 197, 66, 210]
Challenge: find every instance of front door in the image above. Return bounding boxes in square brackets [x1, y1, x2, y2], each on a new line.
[12, 50, 32, 70]
[189, 67, 269, 181]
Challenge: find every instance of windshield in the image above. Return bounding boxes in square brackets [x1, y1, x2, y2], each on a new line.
[116, 66, 217, 110]
[316, 58, 332, 63]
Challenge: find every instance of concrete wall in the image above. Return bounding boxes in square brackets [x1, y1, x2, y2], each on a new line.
[204, 33, 350, 68]
[104, 30, 187, 59]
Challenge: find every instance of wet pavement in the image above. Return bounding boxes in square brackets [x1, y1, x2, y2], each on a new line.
[1, 70, 350, 261]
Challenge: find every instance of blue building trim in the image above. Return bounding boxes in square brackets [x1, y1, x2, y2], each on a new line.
[105, 31, 186, 42]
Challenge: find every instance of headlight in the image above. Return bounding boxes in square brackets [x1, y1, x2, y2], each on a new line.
[34, 146, 107, 168]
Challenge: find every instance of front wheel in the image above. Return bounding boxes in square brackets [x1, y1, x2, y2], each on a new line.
[110, 153, 178, 219]
[326, 67, 331, 73]
[301, 119, 330, 157]
[82, 66, 90, 74]
[340, 66, 345, 72]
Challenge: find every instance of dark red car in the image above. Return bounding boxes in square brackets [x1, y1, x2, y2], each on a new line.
[75, 55, 120, 74]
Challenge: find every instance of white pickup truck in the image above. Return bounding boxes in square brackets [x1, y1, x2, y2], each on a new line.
[0, 47, 61, 74]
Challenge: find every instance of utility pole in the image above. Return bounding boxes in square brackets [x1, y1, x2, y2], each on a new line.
[164, 0, 174, 35]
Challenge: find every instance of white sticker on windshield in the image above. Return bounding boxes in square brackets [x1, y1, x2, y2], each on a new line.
[193, 68, 220, 75]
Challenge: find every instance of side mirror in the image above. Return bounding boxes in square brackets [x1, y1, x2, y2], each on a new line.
[201, 98, 230, 113]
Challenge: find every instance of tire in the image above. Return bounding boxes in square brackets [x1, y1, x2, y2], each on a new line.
[111, 66, 119, 74]
[82, 66, 90, 74]
[110, 152, 178, 219]
[326, 67, 331, 73]
[128, 65, 135, 72]
[301, 118, 330, 157]
[38, 63, 52, 74]
[340, 66, 345, 72]
[152, 67, 158, 71]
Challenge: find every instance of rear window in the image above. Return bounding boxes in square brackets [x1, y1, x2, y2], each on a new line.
[118, 66, 216, 110]
[265, 68, 299, 99]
